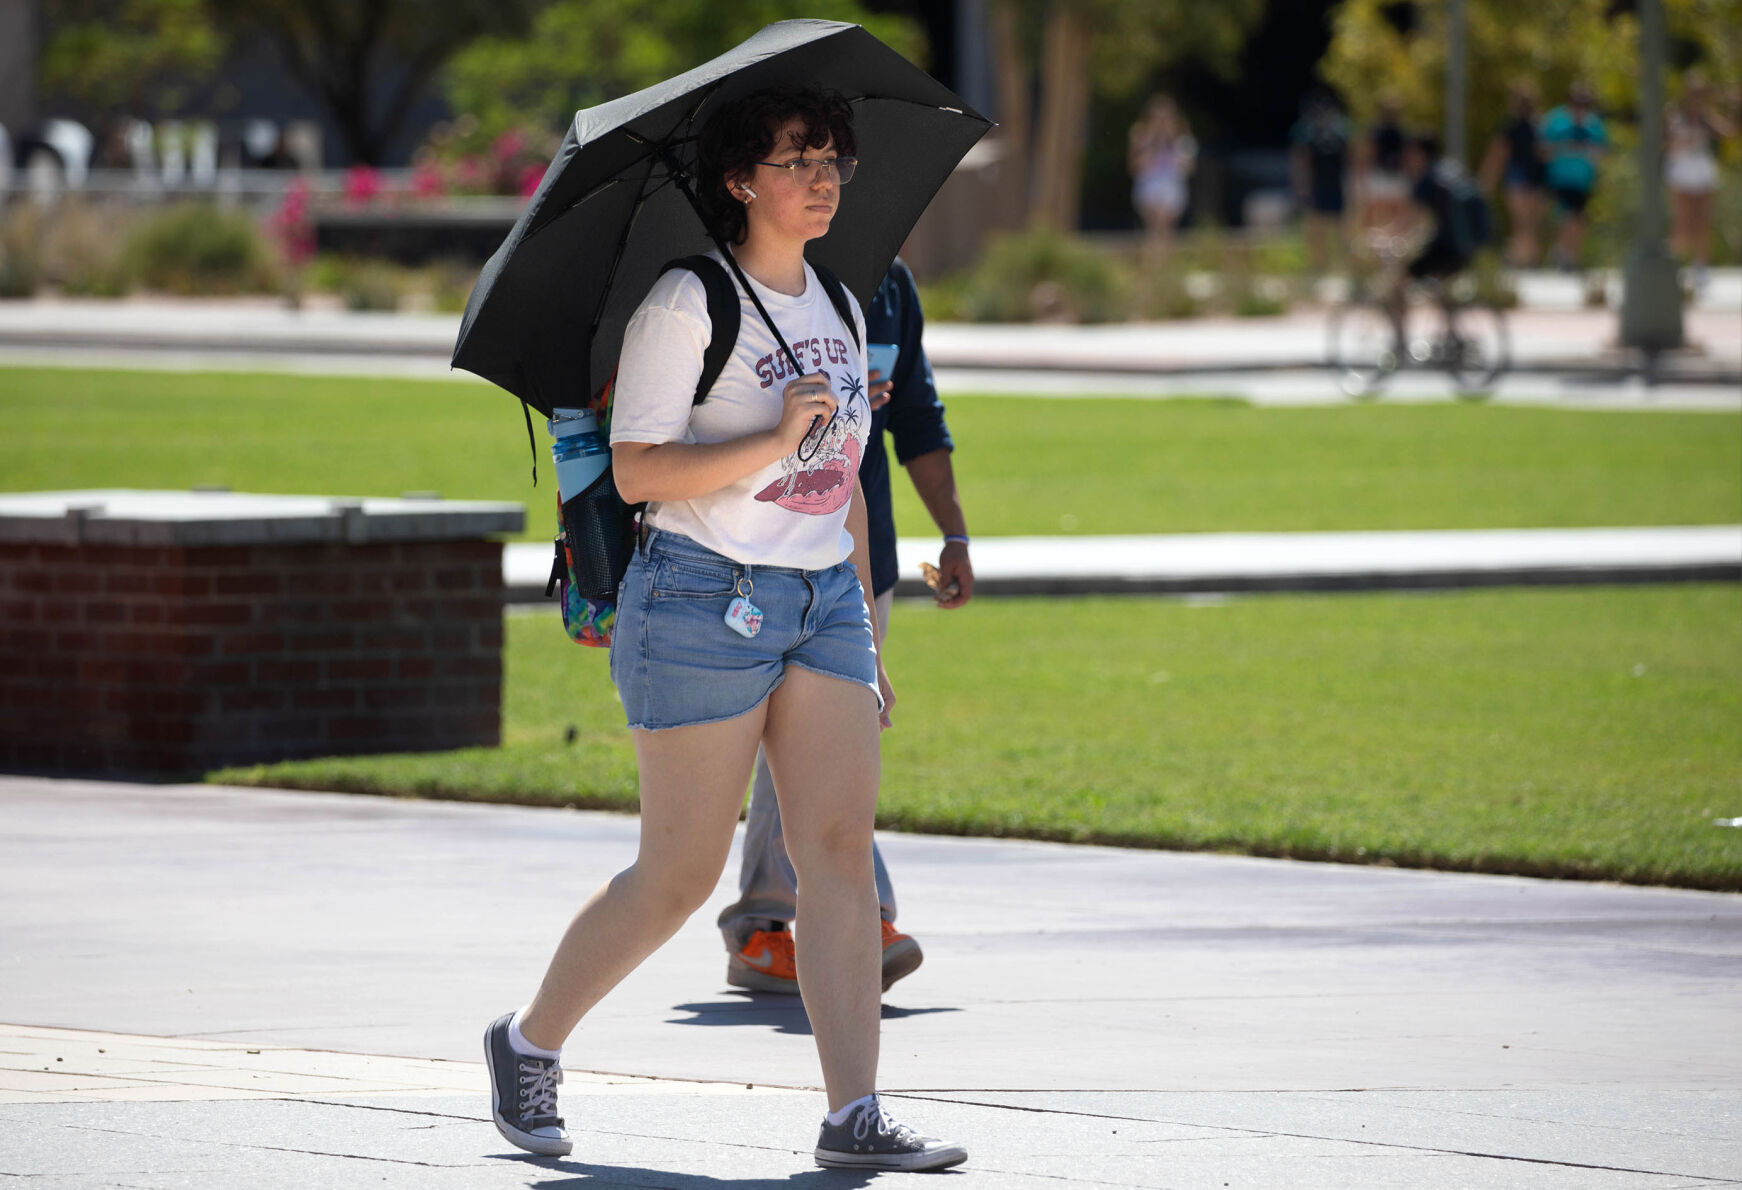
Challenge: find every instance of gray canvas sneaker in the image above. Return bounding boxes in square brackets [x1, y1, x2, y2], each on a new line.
[814, 1096, 967, 1171]
[484, 1012, 572, 1157]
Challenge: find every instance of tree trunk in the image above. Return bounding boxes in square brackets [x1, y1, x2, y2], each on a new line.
[1030, 3, 1090, 232]
[988, 0, 1031, 228]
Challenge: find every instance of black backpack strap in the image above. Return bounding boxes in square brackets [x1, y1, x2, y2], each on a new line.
[810, 262, 861, 350]
[659, 255, 740, 406]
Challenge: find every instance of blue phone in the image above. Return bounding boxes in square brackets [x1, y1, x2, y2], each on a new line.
[867, 342, 899, 379]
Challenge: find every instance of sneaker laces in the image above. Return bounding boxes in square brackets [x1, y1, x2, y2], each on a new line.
[853, 1097, 919, 1146]
[518, 1058, 563, 1121]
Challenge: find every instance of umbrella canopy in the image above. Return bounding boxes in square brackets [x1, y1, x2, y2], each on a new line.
[450, 19, 992, 417]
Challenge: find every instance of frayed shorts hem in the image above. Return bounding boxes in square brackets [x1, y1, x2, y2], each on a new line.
[623, 660, 880, 733]
[784, 660, 883, 713]
[624, 670, 786, 734]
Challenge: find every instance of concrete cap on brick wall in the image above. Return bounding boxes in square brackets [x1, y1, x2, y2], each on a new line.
[0, 490, 525, 547]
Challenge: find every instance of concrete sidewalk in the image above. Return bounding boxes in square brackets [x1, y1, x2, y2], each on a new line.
[505, 525, 1742, 600]
[2, 777, 1739, 1188]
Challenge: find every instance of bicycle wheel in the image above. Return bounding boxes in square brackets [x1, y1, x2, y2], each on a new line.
[1327, 300, 1400, 399]
[1444, 300, 1510, 399]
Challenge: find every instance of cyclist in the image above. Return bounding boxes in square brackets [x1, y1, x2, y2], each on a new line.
[1376, 133, 1487, 326]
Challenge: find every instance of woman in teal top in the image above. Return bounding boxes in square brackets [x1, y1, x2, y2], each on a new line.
[1539, 82, 1608, 271]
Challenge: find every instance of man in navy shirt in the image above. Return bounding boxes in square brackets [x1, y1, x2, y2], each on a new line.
[718, 258, 974, 994]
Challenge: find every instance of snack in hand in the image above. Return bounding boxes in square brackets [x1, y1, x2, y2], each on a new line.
[919, 562, 961, 602]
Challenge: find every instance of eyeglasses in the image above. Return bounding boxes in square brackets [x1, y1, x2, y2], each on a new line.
[752, 156, 858, 186]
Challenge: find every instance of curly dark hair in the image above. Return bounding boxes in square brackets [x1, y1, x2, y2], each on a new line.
[696, 86, 856, 245]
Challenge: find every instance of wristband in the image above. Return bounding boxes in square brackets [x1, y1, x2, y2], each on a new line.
[943, 535, 970, 546]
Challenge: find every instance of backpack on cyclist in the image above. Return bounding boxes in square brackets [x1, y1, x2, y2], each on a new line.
[546, 253, 861, 647]
[1441, 164, 1493, 257]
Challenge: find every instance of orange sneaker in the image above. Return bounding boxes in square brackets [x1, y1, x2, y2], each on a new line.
[727, 927, 798, 994]
[881, 919, 924, 992]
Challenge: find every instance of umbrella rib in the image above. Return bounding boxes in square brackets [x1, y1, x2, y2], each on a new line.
[582, 157, 665, 367]
[523, 156, 653, 243]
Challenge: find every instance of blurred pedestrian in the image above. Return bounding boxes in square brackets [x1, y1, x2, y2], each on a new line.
[1377, 133, 1484, 325]
[1479, 82, 1547, 268]
[718, 256, 973, 1001]
[1290, 93, 1353, 276]
[1357, 94, 1410, 232]
[1666, 69, 1734, 290]
[1128, 95, 1196, 269]
[1539, 81, 1608, 273]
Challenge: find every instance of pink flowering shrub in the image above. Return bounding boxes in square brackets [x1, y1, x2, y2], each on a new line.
[343, 165, 384, 207]
[265, 177, 315, 266]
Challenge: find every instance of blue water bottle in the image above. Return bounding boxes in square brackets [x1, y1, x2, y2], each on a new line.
[549, 408, 610, 502]
[548, 408, 626, 601]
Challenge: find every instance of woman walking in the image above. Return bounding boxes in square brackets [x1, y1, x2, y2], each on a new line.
[1666, 70, 1733, 290]
[1128, 95, 1196, 268]
[482, 85, 965, 1173]
[1480, 82, 1547, 268]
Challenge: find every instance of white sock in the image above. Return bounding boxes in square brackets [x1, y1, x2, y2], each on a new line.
[826, 1092, 878, 1126]
[508, 1007, 561, 1061]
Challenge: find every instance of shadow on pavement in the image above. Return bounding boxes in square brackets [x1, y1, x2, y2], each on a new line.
[665, 995, 962, 1036]
[486, 1153, 887, 1188]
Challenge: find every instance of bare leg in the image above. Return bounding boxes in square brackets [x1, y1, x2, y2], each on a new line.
[762, 666, 883, 1111]
[1506, 188, 1540, 267]
[1685, 191, 1715, 269]
[1304, 212, 1330, 276]
[517, 708, 766, 1051]
[1670, 190, 1693, 261]
[1557, 210, 1585, 269]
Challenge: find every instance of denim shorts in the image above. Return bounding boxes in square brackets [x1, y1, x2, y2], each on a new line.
[609, 529, 880, 732]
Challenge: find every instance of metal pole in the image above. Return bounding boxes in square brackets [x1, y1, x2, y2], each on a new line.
[1619, 0, 1684, 357]
[1445, 0, 1467, 165]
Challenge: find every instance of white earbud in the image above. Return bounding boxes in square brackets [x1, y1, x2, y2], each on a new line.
[741, 185, 757, 200]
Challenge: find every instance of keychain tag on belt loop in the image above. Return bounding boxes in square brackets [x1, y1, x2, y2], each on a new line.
[724, 575, 763, 639]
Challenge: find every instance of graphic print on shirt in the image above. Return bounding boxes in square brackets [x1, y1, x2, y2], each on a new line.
[754, 369, 866, 515]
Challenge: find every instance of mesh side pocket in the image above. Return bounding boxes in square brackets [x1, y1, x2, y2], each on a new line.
[560, 468, 633, 603]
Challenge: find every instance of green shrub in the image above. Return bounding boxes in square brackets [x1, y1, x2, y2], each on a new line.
[1249, 228, 1310, 277]
[958, 229, 1129, 323]
[914, 271, 968, 323]
[43, 200, 135, 297]
[426, 258, 481, 314]
[1470, 250, 1519, 310]
[1232, 276, 1291, 317]
[339, 260, 403, 311]
[123, 202, 278, 295]
[0, 204, 43, 298]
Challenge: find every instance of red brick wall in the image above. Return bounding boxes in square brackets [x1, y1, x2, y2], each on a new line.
[0, 539, 504, 777]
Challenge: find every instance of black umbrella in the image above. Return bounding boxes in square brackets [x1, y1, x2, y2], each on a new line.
[450, 18, 992, 420]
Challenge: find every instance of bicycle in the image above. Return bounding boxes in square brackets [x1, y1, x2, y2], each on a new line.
[1326, 234, 1511, 400]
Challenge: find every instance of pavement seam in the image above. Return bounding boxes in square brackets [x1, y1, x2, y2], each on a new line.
[889, 1093, 1736, 1182]
[48, 1121, 485, 1170]
[1290, 1091, 1742, 1141]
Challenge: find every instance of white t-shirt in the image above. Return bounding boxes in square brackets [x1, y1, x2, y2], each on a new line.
[609, 252, 870, 570]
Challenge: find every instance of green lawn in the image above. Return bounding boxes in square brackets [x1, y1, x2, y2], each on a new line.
[219, 584, 1742, 891]
[3, 367, 1737, 540]
[12, 365, 1740, 887]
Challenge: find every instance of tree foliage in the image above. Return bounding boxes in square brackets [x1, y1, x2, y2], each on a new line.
[41, 0, 226, 116]
[441, 0, 928, 146]
[42, 0, 548, 163]
[206, 0, 547, 164]
[1320, 0, 1741, 139]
